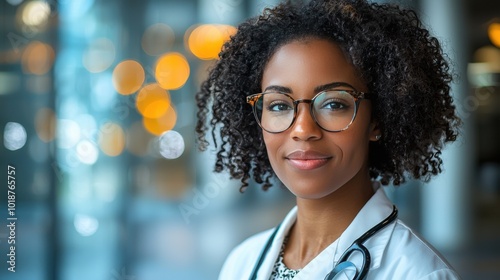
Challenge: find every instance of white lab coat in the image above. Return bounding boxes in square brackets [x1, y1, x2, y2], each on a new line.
[219, 185, 461, 280]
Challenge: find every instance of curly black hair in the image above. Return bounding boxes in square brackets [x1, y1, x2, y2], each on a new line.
[196, 0, 461, 191]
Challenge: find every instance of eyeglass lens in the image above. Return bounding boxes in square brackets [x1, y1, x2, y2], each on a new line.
[254, 91, 357, 133]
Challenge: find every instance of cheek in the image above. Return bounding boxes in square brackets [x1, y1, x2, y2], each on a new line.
[338, 132, 370, 162]
[337, 120, 373, 163]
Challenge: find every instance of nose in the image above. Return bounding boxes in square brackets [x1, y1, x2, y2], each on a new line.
[289, 102, 322, 141]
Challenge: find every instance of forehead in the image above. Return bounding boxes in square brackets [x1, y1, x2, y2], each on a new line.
[261, 39, 367, 93]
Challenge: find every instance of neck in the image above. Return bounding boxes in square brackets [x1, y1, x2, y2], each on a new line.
[283, 172, 374, 269]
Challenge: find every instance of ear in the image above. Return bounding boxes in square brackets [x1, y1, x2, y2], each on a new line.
[368, 120, 382, 142]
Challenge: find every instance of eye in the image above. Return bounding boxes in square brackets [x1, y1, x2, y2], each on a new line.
[267, 101, 293, 112]
[321, 99, 349, 110]
[314, 90, 354, 112]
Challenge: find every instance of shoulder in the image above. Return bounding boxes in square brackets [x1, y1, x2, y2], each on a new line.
[218, 228, 276, 280]
[375, 219, 461, 279]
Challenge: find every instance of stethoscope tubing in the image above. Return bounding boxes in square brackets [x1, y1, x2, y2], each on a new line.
[249, 224, 281, 280]
[325, 205, 398, 280]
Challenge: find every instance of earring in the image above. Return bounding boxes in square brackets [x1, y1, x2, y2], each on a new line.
[375, 135, 381, 140]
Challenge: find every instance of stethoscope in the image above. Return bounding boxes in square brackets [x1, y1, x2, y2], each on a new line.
[249, 205, 398, 280]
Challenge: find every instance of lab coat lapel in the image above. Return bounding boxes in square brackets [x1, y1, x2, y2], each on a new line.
[254, 206, 299, 280]
[339, 186, 394, 270]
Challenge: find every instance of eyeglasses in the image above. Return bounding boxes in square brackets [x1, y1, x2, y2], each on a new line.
[246, 90, 368, 133]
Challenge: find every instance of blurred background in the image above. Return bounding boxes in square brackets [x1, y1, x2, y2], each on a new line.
[0, 0, 499, 279]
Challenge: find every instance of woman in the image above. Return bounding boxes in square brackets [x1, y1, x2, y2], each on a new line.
[196, 0, 461, 279]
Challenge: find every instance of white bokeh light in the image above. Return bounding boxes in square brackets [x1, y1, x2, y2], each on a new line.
[57, 119, 81, 149]
[74, 214, 99, 237]
[83, 38, 116, 73]
[3, 122, 27, 151]
[158, 130, 185, 159]
[22, 1, 50, 27]
[76, 140, 98, 165]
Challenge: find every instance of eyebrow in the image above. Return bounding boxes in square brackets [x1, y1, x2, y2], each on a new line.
[263, 82, 356, 94]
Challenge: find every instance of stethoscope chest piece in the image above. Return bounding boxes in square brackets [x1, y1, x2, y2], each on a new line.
[324, 242, 371, 280]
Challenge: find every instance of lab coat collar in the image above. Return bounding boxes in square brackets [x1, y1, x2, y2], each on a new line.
[263, 183, 395, 279]
[334, 184, 395, 270]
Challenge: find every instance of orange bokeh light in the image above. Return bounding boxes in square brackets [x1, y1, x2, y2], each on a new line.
[155, 52, 190, 90]
[35, 107, 56, 142]
[112, 60, 145, 95]
[488, 22, 500, 48]
[21, 41, 55, 75]
[143, 105, 177, 136]
[98, 122, 125, 157]
[136, 83, 171, 118]
[187, 24, 236, 60]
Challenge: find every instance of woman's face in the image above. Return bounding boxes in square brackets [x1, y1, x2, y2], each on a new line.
[261, 39, 380, 199]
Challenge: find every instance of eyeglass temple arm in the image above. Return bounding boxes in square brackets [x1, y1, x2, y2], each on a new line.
[246, 94, 262, 106]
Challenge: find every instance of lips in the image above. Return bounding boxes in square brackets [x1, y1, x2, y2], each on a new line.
[285, 150, 332, 170]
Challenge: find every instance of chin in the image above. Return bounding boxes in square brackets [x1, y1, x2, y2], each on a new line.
[285, 182, 339, 200]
